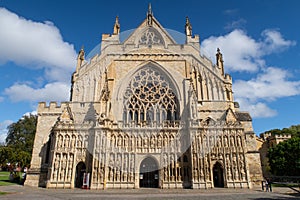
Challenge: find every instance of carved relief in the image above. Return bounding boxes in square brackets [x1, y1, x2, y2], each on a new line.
[139, 28, 164, 46]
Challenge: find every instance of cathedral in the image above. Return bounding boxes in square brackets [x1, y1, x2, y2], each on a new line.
[25, 6, 263, 189]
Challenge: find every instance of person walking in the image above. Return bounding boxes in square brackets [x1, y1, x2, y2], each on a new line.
[265, 179, 269, 192]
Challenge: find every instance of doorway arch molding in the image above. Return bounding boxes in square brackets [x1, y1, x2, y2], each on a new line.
[212, 161, 225, 188]
[139, 155, 160, 188]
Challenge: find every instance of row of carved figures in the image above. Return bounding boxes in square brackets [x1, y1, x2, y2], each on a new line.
[192, 131, 244, 150]
[92, 153, 136, 183]
[51, 153, 74, 182]
[55, 134, 88, 150]
[192, 153, 247, 182]
[54, 128, 245, 153]
[94, 133, 182, 152]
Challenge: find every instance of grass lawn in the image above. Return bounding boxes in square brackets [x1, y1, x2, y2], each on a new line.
[0, 191, 8, 195]
[0, 171, 18, 186]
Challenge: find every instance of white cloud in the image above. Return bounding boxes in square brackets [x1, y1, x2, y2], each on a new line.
[234, 67, 300, 102]
[201, 29, 296, 72]
[0, 8, 77, 104]
[0, 120, 13, 144]
[202, 29, 263, 72]
[224, 18, 247, 31]
[0, 7, 77, 82]
[23, 111, 38, 117]
[236, 98, 277, 118]
[4, 82, 70, 102]
[223, 9, 239, 16]
[201, 29, 298, 118]
[261, 29, 296, 54]
[233, 67, 300, 118]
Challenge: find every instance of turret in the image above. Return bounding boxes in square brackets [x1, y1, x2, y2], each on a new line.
[185, 16, 200, 51]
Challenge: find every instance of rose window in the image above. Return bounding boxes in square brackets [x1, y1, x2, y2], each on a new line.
[123, 67, 178, 123]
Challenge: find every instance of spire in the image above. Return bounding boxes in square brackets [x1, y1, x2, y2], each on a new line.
[185, 16, 192, 36]
[113, 16, 120, 35]
[147, 3, 153, 26]
[216, 48, 224, 76]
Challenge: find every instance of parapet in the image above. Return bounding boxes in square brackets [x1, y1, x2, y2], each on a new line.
[102, 33, 111, 40]
[38, 101, 70, 113]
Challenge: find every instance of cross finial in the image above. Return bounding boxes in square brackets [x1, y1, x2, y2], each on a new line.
[147, 3, 153, 26]
[148, 3, 153, 16]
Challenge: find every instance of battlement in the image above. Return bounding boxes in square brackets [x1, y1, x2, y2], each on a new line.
[259, 132, 292, 147]
[38, 101, 70, 113]
[274, 134, 292, 139]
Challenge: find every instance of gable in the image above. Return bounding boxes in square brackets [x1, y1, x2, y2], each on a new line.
[59, 106, 74, 122]
[222, 108, 238, 123]
[123, 15, 177, 47]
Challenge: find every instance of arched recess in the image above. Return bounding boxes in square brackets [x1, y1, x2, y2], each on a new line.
[139, 157, 159, 188]
[213, 162, 224, 188]
[75, 162, 86, 188]
[120, 62, 181, 124]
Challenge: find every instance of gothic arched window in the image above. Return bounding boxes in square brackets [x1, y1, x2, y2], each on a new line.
[123, 67, 179, 123]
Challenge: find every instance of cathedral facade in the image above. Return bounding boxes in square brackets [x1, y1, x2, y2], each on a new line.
[25, 7, 263, 189]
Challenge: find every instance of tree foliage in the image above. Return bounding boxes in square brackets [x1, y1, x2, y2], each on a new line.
[0, 114, 37, 168]
[268, 137, 300, 176]
[261, 124, 300, 138]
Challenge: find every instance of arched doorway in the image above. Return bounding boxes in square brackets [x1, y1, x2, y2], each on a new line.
[75, 162, 86, 188]
[139, 157, 159, 188]
[213, 162, 224, 188]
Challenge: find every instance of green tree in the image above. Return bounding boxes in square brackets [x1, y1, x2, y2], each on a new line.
[268, 137, 300, 176]
[261, 124, 300, 138]
[5, 114, 37, 167]
[0, 146, 14, 167]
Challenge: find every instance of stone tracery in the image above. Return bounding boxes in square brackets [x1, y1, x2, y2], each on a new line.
[123, 66, 179, 123]
[139, 28, 164, 46]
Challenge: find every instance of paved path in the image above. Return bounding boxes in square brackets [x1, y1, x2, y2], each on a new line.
[0, 185, 299, 200]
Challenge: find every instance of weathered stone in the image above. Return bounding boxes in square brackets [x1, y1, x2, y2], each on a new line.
[25, 6, 263, 189]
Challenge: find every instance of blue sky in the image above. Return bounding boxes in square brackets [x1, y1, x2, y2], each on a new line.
[0, 0, 300, 143]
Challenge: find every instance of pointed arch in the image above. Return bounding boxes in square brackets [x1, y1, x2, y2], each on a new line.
[120, 62, 180, 124]
[213, 161, 224, 188]
[214, 78, 220, 100]
[219, 82, 225, 100]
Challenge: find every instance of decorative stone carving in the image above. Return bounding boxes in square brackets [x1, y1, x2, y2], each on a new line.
[26, 6, 262, 190]
[139, 28, 164, 46]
